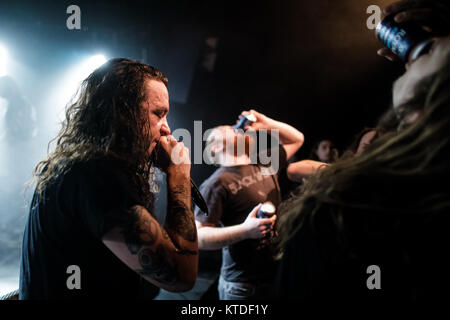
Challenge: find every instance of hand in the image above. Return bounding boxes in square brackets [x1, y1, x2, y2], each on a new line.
[153, 135, 191, 178]
[237, 109, 275, 131]
[378, 0, 450, 61]
[241, 203, 277, 239]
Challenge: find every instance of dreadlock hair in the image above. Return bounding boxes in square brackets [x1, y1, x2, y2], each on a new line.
[278, 60, 450, 254]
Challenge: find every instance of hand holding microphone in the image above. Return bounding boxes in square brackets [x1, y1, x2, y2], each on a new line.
[152, 135, 190, 177]
[152, 135, 209, 215]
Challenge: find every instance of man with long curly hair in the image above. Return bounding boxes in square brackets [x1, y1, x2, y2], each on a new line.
[19, 58, 198, 299]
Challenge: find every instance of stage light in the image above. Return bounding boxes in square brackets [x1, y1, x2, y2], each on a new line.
[59, 54, 107, 107]
[78, 54, 107, 80]
[43, 53, 108, 134]
[0, 45, 7, 77]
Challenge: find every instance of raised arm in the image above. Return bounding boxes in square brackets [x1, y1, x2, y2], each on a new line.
[240, 109, 305, 160]
[287, 159, 329, 182]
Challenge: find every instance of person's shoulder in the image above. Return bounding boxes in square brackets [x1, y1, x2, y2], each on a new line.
[210, 166, 245, 183]
[62, 156, 129, 183]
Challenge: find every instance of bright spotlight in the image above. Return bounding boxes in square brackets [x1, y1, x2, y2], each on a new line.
[59, 54, 107, 105]
[79, 54, 107, 80]
[0, 45, 7, 77]
[45, 53, 108, 128]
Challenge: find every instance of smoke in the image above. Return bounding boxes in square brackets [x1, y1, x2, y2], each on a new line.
[0, 76, 47, 296]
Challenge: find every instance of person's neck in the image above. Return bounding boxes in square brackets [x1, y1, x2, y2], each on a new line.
[220, 154, 251, 167]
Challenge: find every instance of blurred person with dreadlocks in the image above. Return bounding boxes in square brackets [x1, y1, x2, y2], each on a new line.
[275, 1, 450, 301]
[19, 58, 198, 299]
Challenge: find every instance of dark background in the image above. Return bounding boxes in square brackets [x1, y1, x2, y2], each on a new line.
[0, 0, 404, 296]
[0, 0, 403, 184]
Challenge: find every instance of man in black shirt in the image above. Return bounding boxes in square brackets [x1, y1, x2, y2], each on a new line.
[195, 110, 304, 299]
[20, 58, 198, 299]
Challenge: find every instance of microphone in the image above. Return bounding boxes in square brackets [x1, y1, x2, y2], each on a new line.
[191, 178, 209, 216]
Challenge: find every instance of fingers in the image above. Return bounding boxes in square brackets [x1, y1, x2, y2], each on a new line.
[156, 136, 191, 167]
[163, 135, 178, 145]
[173, 142, 191, 165]
[249, 203, 262, 218]
[394, 8, 433, 23]
[383, 0, 429, 16]
[240, 109, 260, 118]
[377, 48, 401, 62]
[259, 214, 277, 228]
[159, 136, 180, 155]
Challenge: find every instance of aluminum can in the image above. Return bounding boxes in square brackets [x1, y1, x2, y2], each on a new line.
[257, 202, 276, 219]
[376, 14, 435, 63]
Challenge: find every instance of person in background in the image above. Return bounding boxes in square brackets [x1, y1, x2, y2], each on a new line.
[309, 139, 339, 164]
[285, 138, 338, 184]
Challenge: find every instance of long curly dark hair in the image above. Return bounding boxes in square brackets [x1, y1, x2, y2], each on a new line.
[277, 60, 450, 252]
[32, 58, 168, 208]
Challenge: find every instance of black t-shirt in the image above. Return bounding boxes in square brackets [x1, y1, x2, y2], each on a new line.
[195, 146, 287, 283]
[19, 158, 159, 299]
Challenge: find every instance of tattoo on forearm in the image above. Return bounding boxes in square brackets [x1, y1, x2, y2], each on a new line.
[122, 207, 158, 254]
[167, 185, 198, 242]
[137, 246, 178, 285]
[122, 206, 196, 285]
[121, 208, 179, 284]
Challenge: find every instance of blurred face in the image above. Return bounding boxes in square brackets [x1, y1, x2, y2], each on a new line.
[222, 126, 238, 150]
[315, 140, 333, 162]
[355, 130, 377, 156]
[208, 125, 255, 159]
[222, 126, 254, 156]
[142, 79, 171, 155]
[393, 36, 450, 110]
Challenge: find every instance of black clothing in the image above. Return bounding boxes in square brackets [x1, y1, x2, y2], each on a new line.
[275, 197, 450, 301]
[19, 158, 158, 299]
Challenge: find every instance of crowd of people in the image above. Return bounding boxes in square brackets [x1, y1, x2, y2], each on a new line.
[14, 0, 450, 300]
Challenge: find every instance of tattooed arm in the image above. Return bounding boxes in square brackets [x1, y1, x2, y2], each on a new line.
[102, 136, 198, 292]
[102, 202, 198, 292]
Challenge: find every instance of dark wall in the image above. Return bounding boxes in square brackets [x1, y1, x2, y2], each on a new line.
[0, 0, 405, 185]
